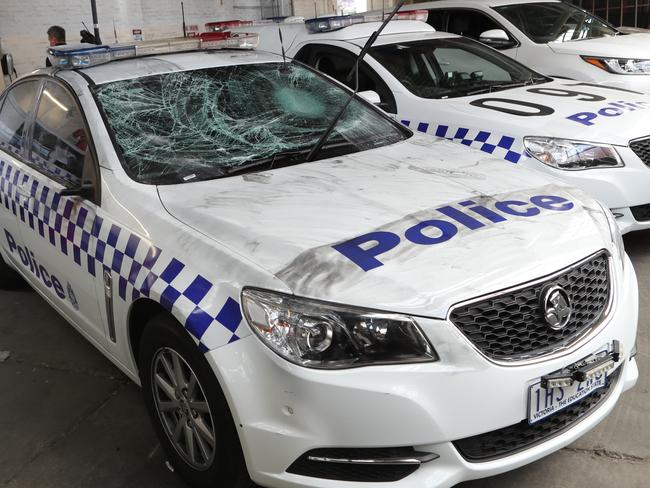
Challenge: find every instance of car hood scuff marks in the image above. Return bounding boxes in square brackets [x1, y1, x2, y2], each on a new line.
[158, 137, 611, 318]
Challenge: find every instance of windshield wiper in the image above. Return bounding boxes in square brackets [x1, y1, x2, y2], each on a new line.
[305, 0, 405, 163]
[225, 149, 311, 177]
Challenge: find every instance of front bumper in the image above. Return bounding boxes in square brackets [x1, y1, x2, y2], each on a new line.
[206, 253, 638, 488]
[520, 146, 650, 234]
[610, 205, 650, 234]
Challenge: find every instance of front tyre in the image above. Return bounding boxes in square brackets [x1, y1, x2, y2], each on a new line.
[139, 314, 253, 488]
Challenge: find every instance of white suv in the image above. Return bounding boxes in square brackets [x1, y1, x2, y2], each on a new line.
[0, 37, 639, 488]
[400, 0, 650, 92]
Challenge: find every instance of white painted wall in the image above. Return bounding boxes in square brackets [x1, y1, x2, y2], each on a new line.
[0, 0, 236, 76]
[291, 0, 337, 18]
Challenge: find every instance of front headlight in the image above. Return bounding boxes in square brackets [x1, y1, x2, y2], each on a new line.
[524, 137, 623, 170]
[583, 56, 650, 75]
[242, 288, 437, 369]
[597, 201, 625, 270]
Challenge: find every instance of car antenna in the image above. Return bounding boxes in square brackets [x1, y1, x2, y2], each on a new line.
[305, 0, 404, 163]
[278, 24, 288, 69]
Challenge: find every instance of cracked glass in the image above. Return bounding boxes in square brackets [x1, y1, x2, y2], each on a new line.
[94, 62, 408, 184]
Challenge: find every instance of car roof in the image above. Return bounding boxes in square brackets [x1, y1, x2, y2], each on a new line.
[56, 49, 285, 85]
[401, 0, 562, 9]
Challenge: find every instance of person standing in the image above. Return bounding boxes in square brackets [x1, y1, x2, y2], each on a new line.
[45, 25, 66, 67]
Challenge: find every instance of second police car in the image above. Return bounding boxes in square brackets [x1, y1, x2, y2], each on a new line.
[0, 28, 639, 488]
[231, 14, 650, 234]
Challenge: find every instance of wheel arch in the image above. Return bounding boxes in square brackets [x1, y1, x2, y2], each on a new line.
[127, 298, 170, 370]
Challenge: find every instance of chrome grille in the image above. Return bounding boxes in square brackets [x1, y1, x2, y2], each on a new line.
[449, 252, 610, 362]
[630, 136, 650, 167]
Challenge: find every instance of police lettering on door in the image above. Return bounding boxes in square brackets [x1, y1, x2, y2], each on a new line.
[4, 229, 67, 299]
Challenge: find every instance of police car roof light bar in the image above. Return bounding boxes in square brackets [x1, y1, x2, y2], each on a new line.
[46, 43, 111, 68]
[305, 15, 364, 33]
[205, 20, 251, 32]
[47, 32, 259, 69]
[204, 17, 305, 32]
[304, 9, 428, 33]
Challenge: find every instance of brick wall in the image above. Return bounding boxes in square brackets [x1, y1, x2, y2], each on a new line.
[0, 0, 236, 76]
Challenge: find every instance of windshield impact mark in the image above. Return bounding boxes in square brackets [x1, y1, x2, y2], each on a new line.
[94, 63, 406, 184]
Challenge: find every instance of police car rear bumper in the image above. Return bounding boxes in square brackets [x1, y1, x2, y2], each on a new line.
[206, 253, 638, 488]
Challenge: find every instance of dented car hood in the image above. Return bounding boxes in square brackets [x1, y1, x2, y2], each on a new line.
[158, 136, 612, 318]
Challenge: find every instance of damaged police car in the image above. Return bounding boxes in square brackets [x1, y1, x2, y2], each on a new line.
[0, 34, 639, 488]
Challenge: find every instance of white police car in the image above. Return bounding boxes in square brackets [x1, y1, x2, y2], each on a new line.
[398, 0, 650, 93]
[0, 33, 639, 488]
[234, 15, 650, 234]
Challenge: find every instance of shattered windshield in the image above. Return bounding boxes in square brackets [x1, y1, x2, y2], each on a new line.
[370, 38, 548, 99]
[94, 62, 407, 184]
[495, 2, 617, 43]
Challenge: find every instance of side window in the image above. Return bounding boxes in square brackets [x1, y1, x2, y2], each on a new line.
[446, 10, 502, 40]
[295, 44, 397, 114]
[29, 82, 88, 186]
[426, 9, 447, 31]
[0, 81, 41, 157]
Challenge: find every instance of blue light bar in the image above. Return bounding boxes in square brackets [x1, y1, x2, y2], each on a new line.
[46, 34, 260, 70]
[47, 43, 111, 68]
[305, 15, 364, 33]
[305, 10, 430, 33]
[109, 44, 137, 60]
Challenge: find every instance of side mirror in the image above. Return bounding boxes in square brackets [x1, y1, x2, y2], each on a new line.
[479, 29, 517, 49]
[60, 183, 94, 200]
[357, 90, 382, 106]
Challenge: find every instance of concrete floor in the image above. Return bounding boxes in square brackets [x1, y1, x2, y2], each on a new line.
[0, 231, 648, 488]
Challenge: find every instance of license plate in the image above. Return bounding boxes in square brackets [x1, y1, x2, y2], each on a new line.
[527, 346, 620, 424]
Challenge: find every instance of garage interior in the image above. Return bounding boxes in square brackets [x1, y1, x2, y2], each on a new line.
[0, 1, 648, 488]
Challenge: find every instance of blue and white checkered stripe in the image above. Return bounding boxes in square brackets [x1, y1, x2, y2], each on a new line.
[29, 152, 82, 187]
[0, 155, 246, 353]
[402, 121, 527, 164]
